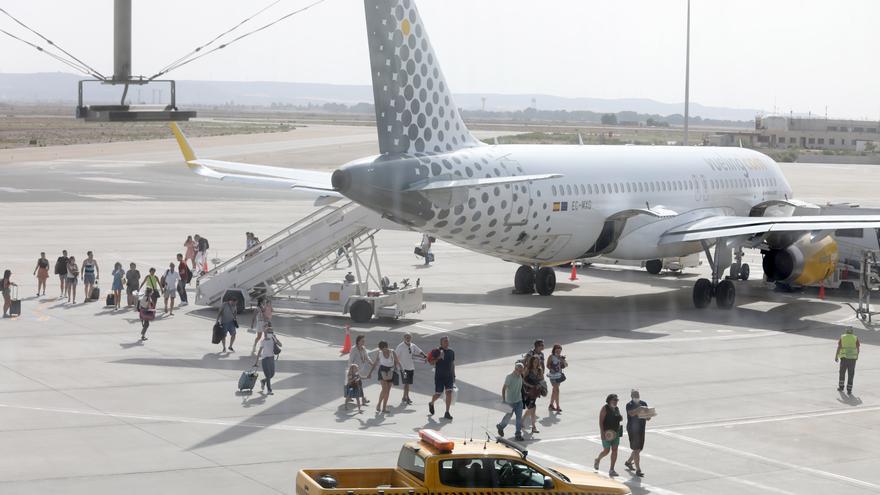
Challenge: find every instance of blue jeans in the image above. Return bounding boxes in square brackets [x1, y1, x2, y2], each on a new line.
[498, 401, 523, 436]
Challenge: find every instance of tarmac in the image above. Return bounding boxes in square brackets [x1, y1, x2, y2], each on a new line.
[1, 125, 879, 495]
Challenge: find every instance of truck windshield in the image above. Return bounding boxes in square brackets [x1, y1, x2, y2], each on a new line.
[397, 447, 425, 481]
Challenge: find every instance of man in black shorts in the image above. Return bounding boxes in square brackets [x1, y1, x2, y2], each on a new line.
[428, 336, 455, 420]
[395, 333, 426, 405]
[625, 389, 649, 477]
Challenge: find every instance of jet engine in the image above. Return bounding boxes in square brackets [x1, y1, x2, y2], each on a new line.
[762, 234, 838, 286]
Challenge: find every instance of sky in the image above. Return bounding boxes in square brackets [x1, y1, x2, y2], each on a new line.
[1, 0, 879, 119]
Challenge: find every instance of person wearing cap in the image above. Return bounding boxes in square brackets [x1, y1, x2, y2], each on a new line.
[594, 393, 623, 477]
[497, 361, 525, 441]
[624, 389, 649, 477]
[835, 327, 861, 395]
[396, 333, 427, 405]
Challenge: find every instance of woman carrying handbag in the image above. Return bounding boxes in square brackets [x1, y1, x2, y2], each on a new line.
[366, 340, 401, 414]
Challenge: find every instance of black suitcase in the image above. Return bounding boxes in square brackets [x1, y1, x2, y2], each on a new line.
[238, 368, 259, 392]
[9, 287, 21, 316]
[105, 293, 115, 307]
[212, 322, 224, 344]
[90, 285, 100, 301]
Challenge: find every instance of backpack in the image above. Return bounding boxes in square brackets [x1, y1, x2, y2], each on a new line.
[427, 348, 440, 365]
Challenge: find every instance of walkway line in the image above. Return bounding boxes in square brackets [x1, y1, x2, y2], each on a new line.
[0, 403, 410, 440]
[657, 430, 880, 491]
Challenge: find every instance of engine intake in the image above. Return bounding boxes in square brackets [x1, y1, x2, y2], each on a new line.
[762, 234, 838, 286]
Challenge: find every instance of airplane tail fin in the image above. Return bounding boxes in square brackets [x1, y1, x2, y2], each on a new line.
[364, 0, 479, 155]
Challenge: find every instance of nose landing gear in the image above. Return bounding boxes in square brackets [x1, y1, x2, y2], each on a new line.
[513, 265, 557, 296]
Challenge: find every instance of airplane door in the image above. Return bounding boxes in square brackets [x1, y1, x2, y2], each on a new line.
[502, 159, 530, 226]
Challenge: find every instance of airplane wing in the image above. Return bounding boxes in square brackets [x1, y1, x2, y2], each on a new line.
[169, 123, 339, 196]
[660, 214, 880, 244]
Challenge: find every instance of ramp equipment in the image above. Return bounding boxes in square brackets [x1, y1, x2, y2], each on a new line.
[195, 202, 424, 323]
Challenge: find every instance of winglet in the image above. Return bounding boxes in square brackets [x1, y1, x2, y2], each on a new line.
[169, 123, 197, 163]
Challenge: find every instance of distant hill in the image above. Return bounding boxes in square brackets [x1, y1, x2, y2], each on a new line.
[0, 72, 760, 121]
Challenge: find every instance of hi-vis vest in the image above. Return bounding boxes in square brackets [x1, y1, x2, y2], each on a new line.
[839, 334, 859, 360]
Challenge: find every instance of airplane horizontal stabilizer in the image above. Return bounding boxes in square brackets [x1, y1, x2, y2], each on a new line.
[661, 214, 880, 244]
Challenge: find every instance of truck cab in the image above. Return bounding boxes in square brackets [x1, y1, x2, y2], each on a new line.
[297, 430, 629, 495]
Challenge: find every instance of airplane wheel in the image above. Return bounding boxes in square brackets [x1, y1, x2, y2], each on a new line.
[715, 280, 736, 309]
[535, 267, 556, 296]
[349, 300, 374, 323]
[693, 278, 713, 309]
[739, 263, 750, 281]
[645, 259, 663, 275]
[514, 265, 535, 294]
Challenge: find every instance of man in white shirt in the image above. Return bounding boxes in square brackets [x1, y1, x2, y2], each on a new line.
[162, 263, 181, 316]
[395, 333, 426, 405]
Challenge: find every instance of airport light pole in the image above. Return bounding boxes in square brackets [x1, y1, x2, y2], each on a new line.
[683, 0, 691, 146]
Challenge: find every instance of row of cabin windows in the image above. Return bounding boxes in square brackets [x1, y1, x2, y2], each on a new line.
[550, 177, 779, 197]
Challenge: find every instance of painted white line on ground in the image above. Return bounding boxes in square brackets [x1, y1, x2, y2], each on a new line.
[78, 194, 154, 201]
[658, 430, 880, 491]
[414, 323, 449, 334]
[534, 436, 795, 495]
[584, 332, 774, 345]
[0, 187, 27, 193]
[658, 404, 880, 432]
[80, 177, 145, 184]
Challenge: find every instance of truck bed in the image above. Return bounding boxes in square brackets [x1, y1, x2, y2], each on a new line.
[297, 468, 420, 495]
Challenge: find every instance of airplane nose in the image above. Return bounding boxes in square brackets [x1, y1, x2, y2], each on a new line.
[331, 169, 351, 193]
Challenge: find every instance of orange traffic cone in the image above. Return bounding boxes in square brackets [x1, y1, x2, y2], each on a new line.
[340, 324, 352, 355]
[818, 283, 826, 300]
[569, 263, 578, 281]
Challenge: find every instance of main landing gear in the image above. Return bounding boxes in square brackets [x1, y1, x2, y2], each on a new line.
[693, 241, 748, 310]
[514, 265, 556, 296]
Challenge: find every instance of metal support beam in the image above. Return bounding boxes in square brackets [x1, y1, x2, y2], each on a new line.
[683, 0, 691, 146]
[113, 0, 132, 81]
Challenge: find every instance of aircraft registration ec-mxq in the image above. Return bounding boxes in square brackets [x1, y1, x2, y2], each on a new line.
[172, 0, 880, 310]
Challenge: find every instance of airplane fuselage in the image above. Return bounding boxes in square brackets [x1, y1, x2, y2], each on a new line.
[334, 144, 793, 265]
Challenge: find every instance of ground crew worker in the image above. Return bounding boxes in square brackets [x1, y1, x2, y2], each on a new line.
[835, 327, 860, 395]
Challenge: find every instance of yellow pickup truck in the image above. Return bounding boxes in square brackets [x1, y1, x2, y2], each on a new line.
[296, 430, 629, 495]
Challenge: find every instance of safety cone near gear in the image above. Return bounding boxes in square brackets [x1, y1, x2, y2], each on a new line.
[340, 324, 352, 355]
[569, 263, 578, 281]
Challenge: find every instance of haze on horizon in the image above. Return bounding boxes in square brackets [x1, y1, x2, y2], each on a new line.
[1, 0, 878, 120]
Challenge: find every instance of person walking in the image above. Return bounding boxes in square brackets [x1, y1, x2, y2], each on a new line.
[367, 340, 401, 414]
[176, 253, 191, 305]
[525, 339, 546, 373]
[111, 262, 125, 310]
[836, 327, 861, 395]
[345, 364, 364, 412]
[125, 263, 140, 307]
[428, 336, 455, 420]
[419, 234, 434, 266]
[2, 270, 17, 318]
[334, 243, 352, 268]
[183, 235, 196, 270]
[521, 355, 543, 435]
[137, 288, 156, 340]
[395, 333, 426, 405]
[250, 297, 273, 355]
[496, 361, 525, 441]
[33, 252, 50, 297]
[139, 268, 161, 306]
[546, 344, 567, 412]
[254, 328, 281, 395]
[54, 250, 69, 298]
[162, 263, 181, 315]
[81, 251, 100, 301]
[594, 394, 623, 477]
[347, 335, 373, 405]
[624, 389, 649, 477]
[194, 234, 209, 274]
[66, 256, 79, 303]
[216, 298, 238, 353]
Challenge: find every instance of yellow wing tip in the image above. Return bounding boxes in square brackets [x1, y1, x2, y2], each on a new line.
[169, 122, 197, 163]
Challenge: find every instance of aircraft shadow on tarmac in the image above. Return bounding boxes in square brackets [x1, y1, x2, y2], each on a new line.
[112, 269, 862, 450]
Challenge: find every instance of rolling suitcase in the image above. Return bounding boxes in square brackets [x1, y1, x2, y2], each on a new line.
[212, 322, 224, 344]
[238, 367, 259, 392]
[105, 293, 116, 307]
[90, 285, 100, 301]
[9, 287, 21, 317]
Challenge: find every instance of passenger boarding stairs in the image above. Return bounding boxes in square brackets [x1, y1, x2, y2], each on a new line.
[195, 202, 383, 309]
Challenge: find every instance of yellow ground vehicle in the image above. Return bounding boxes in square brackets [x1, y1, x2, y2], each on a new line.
[296, 430, 629, 495]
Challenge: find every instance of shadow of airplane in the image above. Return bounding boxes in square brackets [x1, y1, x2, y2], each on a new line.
[113, 265, 860, 451]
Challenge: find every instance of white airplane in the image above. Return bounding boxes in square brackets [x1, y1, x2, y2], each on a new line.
[171, 0, 880, 309]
